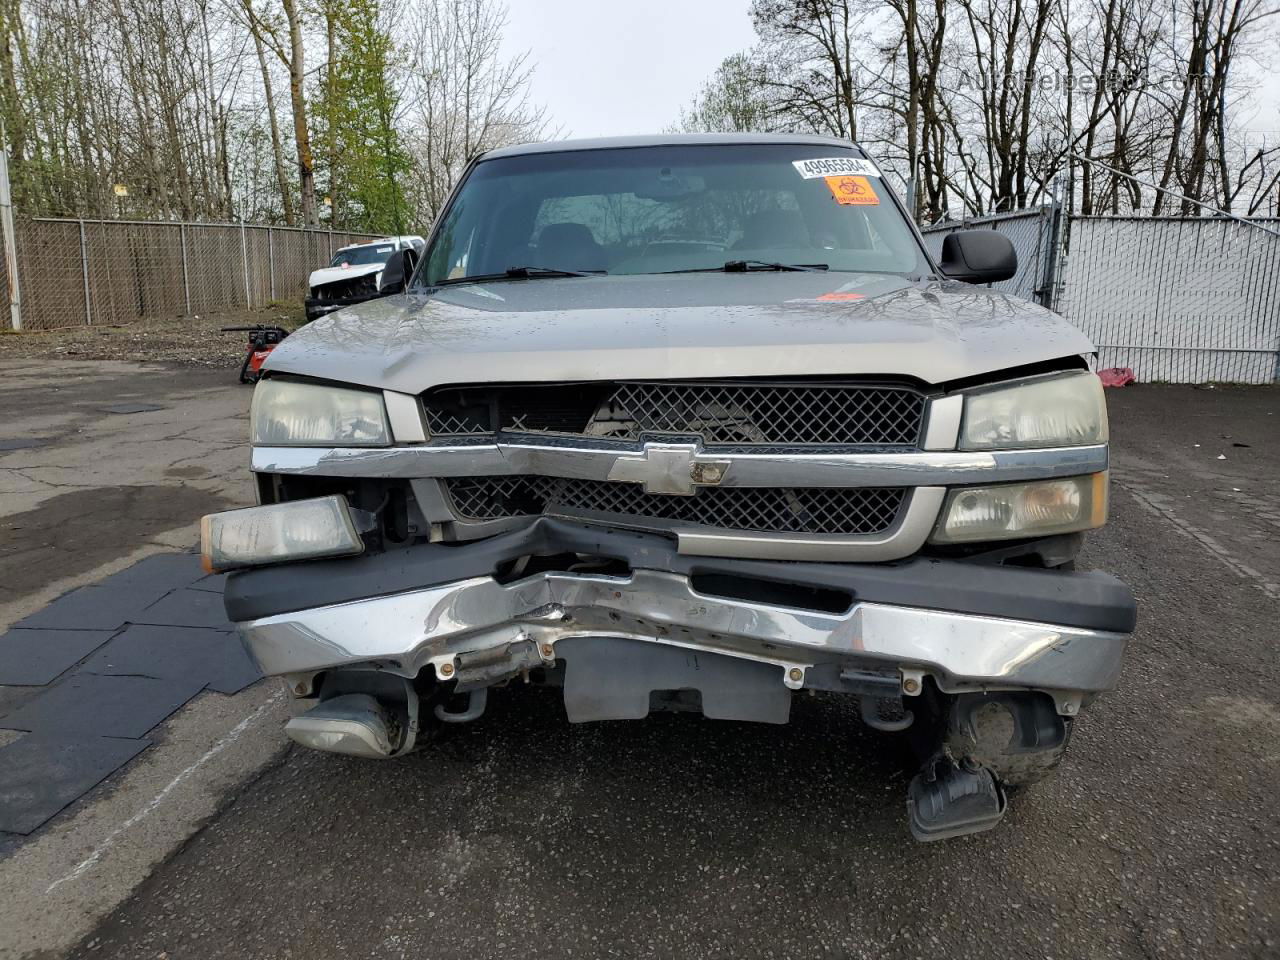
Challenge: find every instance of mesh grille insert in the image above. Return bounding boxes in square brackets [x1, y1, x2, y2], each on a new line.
[423, 381, 925, 447]
[596, 382, 924, 445]
[444, 476, 906, 536]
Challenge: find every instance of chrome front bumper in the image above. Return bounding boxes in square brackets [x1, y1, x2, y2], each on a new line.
[238, 565, 1130, 715]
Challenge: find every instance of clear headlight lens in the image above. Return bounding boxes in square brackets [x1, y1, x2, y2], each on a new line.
[930, 473, 1109, 544]
[251, 379, 390, 446]
[961, 372, 1107, 450]
[200, 495, 364, 572]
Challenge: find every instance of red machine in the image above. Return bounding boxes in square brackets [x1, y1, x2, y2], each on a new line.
[222, 325, 289, 384]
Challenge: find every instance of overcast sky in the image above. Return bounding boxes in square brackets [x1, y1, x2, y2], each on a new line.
[500, 0, 758, 139]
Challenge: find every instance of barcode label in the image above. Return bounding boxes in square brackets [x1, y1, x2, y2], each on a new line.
[792, 156, 881, 179]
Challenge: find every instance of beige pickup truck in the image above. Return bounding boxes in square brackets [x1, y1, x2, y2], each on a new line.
[202, 134, 1135, 842]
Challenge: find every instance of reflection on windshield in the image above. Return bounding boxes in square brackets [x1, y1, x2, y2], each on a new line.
[422, 144, 928, 286]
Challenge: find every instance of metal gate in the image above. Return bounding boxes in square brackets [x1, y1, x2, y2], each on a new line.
[1055, 217, 1280, 383]
[920, 209, 1280, 383]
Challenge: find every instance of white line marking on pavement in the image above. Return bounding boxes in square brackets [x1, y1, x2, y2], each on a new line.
[46, 690, 284, 894]
[1121, 481, 1280, 602]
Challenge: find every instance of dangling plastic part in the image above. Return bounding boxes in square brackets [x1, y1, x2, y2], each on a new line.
[907, 758, 1007, 842]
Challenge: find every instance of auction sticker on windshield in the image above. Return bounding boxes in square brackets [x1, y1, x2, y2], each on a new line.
[792, 157, 881, 179]
[824, 175, 878, 205]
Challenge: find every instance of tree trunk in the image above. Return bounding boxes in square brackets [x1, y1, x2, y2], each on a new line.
[325, 4, 338, 227]
[251, 23, 294, 224]
[281, 0, 317, 226]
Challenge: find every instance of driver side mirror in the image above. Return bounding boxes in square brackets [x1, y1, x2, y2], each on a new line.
[938, 230, 1017, 284]
[378, 249, 418, 295]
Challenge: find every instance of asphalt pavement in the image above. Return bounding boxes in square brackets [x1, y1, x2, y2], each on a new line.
[0, 360, 286, 960]
[54, 384, 1280, 960]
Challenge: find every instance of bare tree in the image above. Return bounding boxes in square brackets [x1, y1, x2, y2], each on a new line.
[402, 0, 551, 219]
[245, 10, 294, 223]
[238, 0, 318, 224]
[751, 0, 867, 138]
[674, 52, 779, 133]
[679, 0, 1279, 219]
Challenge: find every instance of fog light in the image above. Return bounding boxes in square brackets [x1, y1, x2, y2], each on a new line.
[931, 473, 1108, 544]
[200, 495, 365, 572]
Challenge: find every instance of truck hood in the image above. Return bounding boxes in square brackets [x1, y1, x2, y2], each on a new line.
[267, 272, 1095, 392]
[308, 262, 383, 289]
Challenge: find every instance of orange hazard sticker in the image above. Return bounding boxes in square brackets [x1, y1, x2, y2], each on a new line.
[824, 175, 878, 205]
[816, 291, 865, 301]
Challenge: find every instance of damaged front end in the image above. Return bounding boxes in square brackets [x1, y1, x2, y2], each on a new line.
[208, 492, 1132, 840]
[304, 273, 382, 322]
[204, 366, 1134, 841]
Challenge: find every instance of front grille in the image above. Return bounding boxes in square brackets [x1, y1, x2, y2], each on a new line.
[423, 381, 925, 447]
[444, 476, 906, 536]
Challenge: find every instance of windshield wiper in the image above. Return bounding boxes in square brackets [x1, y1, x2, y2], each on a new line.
[504, 265, 606, 278]
[724, 260, 828, 272]
[435, 265, 606, 286]
[659, 260, 829, 275]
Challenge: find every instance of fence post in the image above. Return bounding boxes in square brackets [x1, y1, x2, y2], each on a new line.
[180, 223, 191, 315]
[240, 219, 251, 308]
[268, 227, 275, 302]
[1039, 178, 1067, 312]
[79, 219, 91, 325]
[0, 135, 21, 331]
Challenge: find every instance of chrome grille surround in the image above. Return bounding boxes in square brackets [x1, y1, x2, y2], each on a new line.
[444, 476, 907, 536]
[422, 380, 927, 447]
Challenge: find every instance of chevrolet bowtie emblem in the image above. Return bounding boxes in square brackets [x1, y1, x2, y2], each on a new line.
[606, 443, 731, 496]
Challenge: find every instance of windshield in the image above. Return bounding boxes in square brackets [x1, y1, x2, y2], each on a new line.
[329, 244, 395, 268]
[422, 144, 929, 285]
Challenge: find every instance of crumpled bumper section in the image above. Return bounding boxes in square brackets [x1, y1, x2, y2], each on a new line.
[227, 518, 1135, 714]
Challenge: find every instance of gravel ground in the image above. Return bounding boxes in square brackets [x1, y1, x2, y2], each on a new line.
[0, 305, 303, 368]
[51, 385, 1280, 960]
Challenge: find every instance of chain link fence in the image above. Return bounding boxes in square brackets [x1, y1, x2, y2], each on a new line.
[921, 208, 1280, 383]
[1057, 216, 1280, 383]
[7, 209, 1278, 383]
[8, 218, 381, 331]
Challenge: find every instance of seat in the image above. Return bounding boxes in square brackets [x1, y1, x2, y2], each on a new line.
[732, 210, 811, 250]
[534, 222, 607, 272]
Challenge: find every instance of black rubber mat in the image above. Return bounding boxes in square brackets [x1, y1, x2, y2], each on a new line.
[0, 734, 151, 834]
[80, 624, 260, 696]
[0, 552, 262, 836]
[0, 673, 207, 739]
[15, 586, 158, 631]
[0, 629, 116, 686]
[135, 589, 236, 631]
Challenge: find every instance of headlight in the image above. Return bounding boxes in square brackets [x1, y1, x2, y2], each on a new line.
[201, 496, 365, 572]
[251, 379, 390, 446]
[961, 372, 1107, 450]
[930, 473, 1108, 544]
